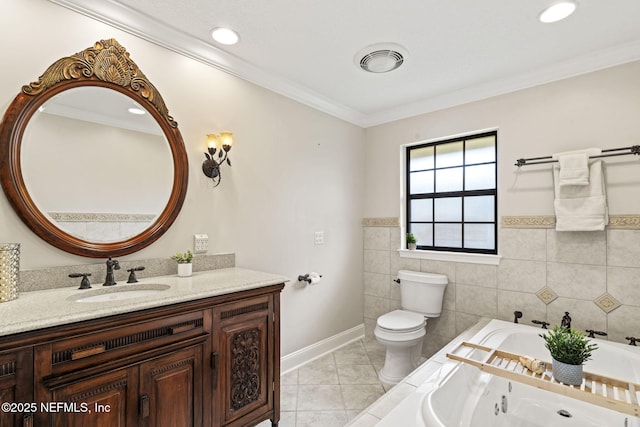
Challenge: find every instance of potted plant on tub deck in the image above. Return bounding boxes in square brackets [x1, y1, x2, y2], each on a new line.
[540, 325, 598, 385]
[172, 250, 193, 277]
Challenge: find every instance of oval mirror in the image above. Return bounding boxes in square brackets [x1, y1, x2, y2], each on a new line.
[0, 39, 188, 257]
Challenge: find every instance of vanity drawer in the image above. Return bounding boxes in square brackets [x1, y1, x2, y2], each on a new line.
[42, 310, 208, 376]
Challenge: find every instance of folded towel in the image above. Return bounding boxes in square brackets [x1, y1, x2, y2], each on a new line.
[552, 148, 601, 187]
[553, 160, 608, 231]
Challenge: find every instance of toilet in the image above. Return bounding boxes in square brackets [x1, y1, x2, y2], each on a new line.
[374, 270, 448, 384]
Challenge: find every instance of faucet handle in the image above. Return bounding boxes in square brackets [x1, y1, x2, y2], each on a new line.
[531, 319, 549, 329]
[513, 310, 523, 324]
[585, 329, 607, 338]
[69, 273, 92, 289]
[626, 336, 638, 346]
[127, 266, 146, 283]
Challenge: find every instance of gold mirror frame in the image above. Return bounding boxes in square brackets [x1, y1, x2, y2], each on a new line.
[0, 39, 188, 258]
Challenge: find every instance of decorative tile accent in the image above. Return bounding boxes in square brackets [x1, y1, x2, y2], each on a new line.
[608, 215, 640, 229]
[536, 286, 558, 305]
[501, 215, 640, 229]
[593, 292, 622, 313]
[362, 218, 399, 227]
[501, 216, 556, 228]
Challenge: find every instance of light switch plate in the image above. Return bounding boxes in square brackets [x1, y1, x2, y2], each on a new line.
[314, 231, 324, 245]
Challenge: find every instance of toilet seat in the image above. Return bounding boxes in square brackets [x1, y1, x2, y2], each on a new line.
[376, 310, 426, 333]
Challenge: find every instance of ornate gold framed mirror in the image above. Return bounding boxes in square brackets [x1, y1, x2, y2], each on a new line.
[0, 39, 188, 257]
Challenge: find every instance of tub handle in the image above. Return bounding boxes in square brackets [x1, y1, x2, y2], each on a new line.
[626, 336, 638, 346]
[586, 329, 607, 338]
[393, 278, 400, 284]
[513, 311, 522, 324]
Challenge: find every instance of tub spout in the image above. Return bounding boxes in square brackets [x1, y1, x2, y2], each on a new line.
[531, 319, 549, 329]
[585, 329, 607, 338]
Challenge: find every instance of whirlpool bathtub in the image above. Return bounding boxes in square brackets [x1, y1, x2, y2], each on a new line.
[420, 320, 640, 427]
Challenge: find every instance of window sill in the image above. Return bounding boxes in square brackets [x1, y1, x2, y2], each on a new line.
[398, 249, 501, 265]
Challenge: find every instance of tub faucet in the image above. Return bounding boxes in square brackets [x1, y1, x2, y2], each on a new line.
[531, 319, 549, 329]
[561, 312, 571, 329]
[103, 257, 120, 286]
[585, 329, 607, 338]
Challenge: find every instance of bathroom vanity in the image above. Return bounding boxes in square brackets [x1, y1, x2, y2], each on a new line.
[0, 268, 286, 427]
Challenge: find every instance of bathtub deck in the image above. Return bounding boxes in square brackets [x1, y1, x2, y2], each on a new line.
[447, 341, 640, 418]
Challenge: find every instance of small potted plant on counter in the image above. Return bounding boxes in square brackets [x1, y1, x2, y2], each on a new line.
[540, 325, 598, 385]
[172, 250, 193, 277]
[406, 233, 417, 250]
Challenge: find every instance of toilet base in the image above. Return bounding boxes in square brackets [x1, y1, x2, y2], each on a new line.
[377, 337, 424, 385]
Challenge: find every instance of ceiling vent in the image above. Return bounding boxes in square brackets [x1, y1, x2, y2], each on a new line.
[355, 43, 407, 73]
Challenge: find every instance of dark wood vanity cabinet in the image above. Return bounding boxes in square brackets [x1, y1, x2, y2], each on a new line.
[0, 283, 283, 427]
[212, 295, 279, 427]
[0, 348, 33, 427]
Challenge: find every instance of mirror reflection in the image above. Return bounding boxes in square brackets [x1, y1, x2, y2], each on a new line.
[21, 87, 173, 243]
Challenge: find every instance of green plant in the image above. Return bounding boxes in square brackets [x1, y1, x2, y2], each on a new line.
[540, 325, 598, 365]
[406, 233, 417, 244]
[171, 250, 193, 264]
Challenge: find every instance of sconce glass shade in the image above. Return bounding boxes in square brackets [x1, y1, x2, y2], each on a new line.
[207, 134, 219, 149]
[219, 131, 234, 148]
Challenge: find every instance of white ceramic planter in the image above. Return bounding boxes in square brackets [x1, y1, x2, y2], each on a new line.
[177, 263, 192, 277]
[552, 358, 583, 385]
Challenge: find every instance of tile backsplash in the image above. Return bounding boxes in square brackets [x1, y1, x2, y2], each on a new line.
[363, 218, 640, 358]
[19, 253, 235, 292]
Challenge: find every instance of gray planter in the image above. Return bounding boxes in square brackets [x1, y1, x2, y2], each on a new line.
[408, 243, 417, 250]
[552, 358, 583, 385]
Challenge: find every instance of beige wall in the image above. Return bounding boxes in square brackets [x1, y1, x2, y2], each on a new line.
[363, 61, 640, 353]
[364, 61, 640, 218]
[0, 0, 365, 356]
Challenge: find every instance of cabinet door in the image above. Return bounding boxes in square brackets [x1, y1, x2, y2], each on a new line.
[139, 345, 203, 427]
[0, 348, 33, 427]
[48, 366, 138, 427]
[214, 297, 274, 426]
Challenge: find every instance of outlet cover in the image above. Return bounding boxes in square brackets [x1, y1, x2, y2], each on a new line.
[194, 234, 208, 254]
[314, 231, 324, 245]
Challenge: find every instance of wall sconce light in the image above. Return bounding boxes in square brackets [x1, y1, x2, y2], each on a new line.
[202, 132, 234, 187]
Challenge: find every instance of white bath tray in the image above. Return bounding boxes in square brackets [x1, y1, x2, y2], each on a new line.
[447, 341, 640, 418]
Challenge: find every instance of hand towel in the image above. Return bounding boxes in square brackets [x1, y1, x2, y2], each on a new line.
[551, 148, 601, 187]
[553, 160, 608, 231]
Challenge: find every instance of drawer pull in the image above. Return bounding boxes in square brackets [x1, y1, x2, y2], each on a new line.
[140, 394, 150, 418]
[71, 344, 106, 360]
[169, 323, 196, 335]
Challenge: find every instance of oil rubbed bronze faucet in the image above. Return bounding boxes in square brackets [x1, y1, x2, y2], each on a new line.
[103, 257, 120, 286]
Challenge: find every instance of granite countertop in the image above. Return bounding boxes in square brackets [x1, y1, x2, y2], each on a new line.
[0, 267, 288, 337]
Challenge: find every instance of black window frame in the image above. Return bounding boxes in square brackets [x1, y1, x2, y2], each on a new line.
[405, 130, 498, 255]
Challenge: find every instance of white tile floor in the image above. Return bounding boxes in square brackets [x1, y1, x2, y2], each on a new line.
[257, 338, 391, 427]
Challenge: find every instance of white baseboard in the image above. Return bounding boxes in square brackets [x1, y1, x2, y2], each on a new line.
[281, 323, 365, 374]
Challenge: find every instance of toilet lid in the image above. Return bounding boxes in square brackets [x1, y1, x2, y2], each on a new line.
[377, 310, 426, 332]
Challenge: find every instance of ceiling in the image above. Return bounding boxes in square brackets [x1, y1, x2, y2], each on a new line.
[50, 0, 640, 127]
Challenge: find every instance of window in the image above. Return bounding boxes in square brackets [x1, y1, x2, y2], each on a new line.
[406, 131, 497, 254]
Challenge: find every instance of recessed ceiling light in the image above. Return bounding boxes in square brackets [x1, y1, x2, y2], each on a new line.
[539, 1, 577, 23]
[128, 107, 145, 115]
[354, 43, 408, 74]
[211, 27, 239, 45]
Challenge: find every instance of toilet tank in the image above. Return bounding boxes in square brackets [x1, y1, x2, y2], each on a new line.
[397, 270, 448, 317]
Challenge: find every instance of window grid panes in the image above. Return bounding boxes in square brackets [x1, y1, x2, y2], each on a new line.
[406, 131, 497, 254]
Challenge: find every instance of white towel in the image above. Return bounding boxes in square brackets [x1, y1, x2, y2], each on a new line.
[552, 148, 601, 186]
[553, 160, 608, 231]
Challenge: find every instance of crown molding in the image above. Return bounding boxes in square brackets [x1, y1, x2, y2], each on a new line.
[48, 1, 640, 128]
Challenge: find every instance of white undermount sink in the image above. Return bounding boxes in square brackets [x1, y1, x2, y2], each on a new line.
[72, 284, 171, 303]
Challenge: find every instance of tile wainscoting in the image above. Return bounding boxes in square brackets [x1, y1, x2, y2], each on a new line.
[363, 217, 640, 358]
